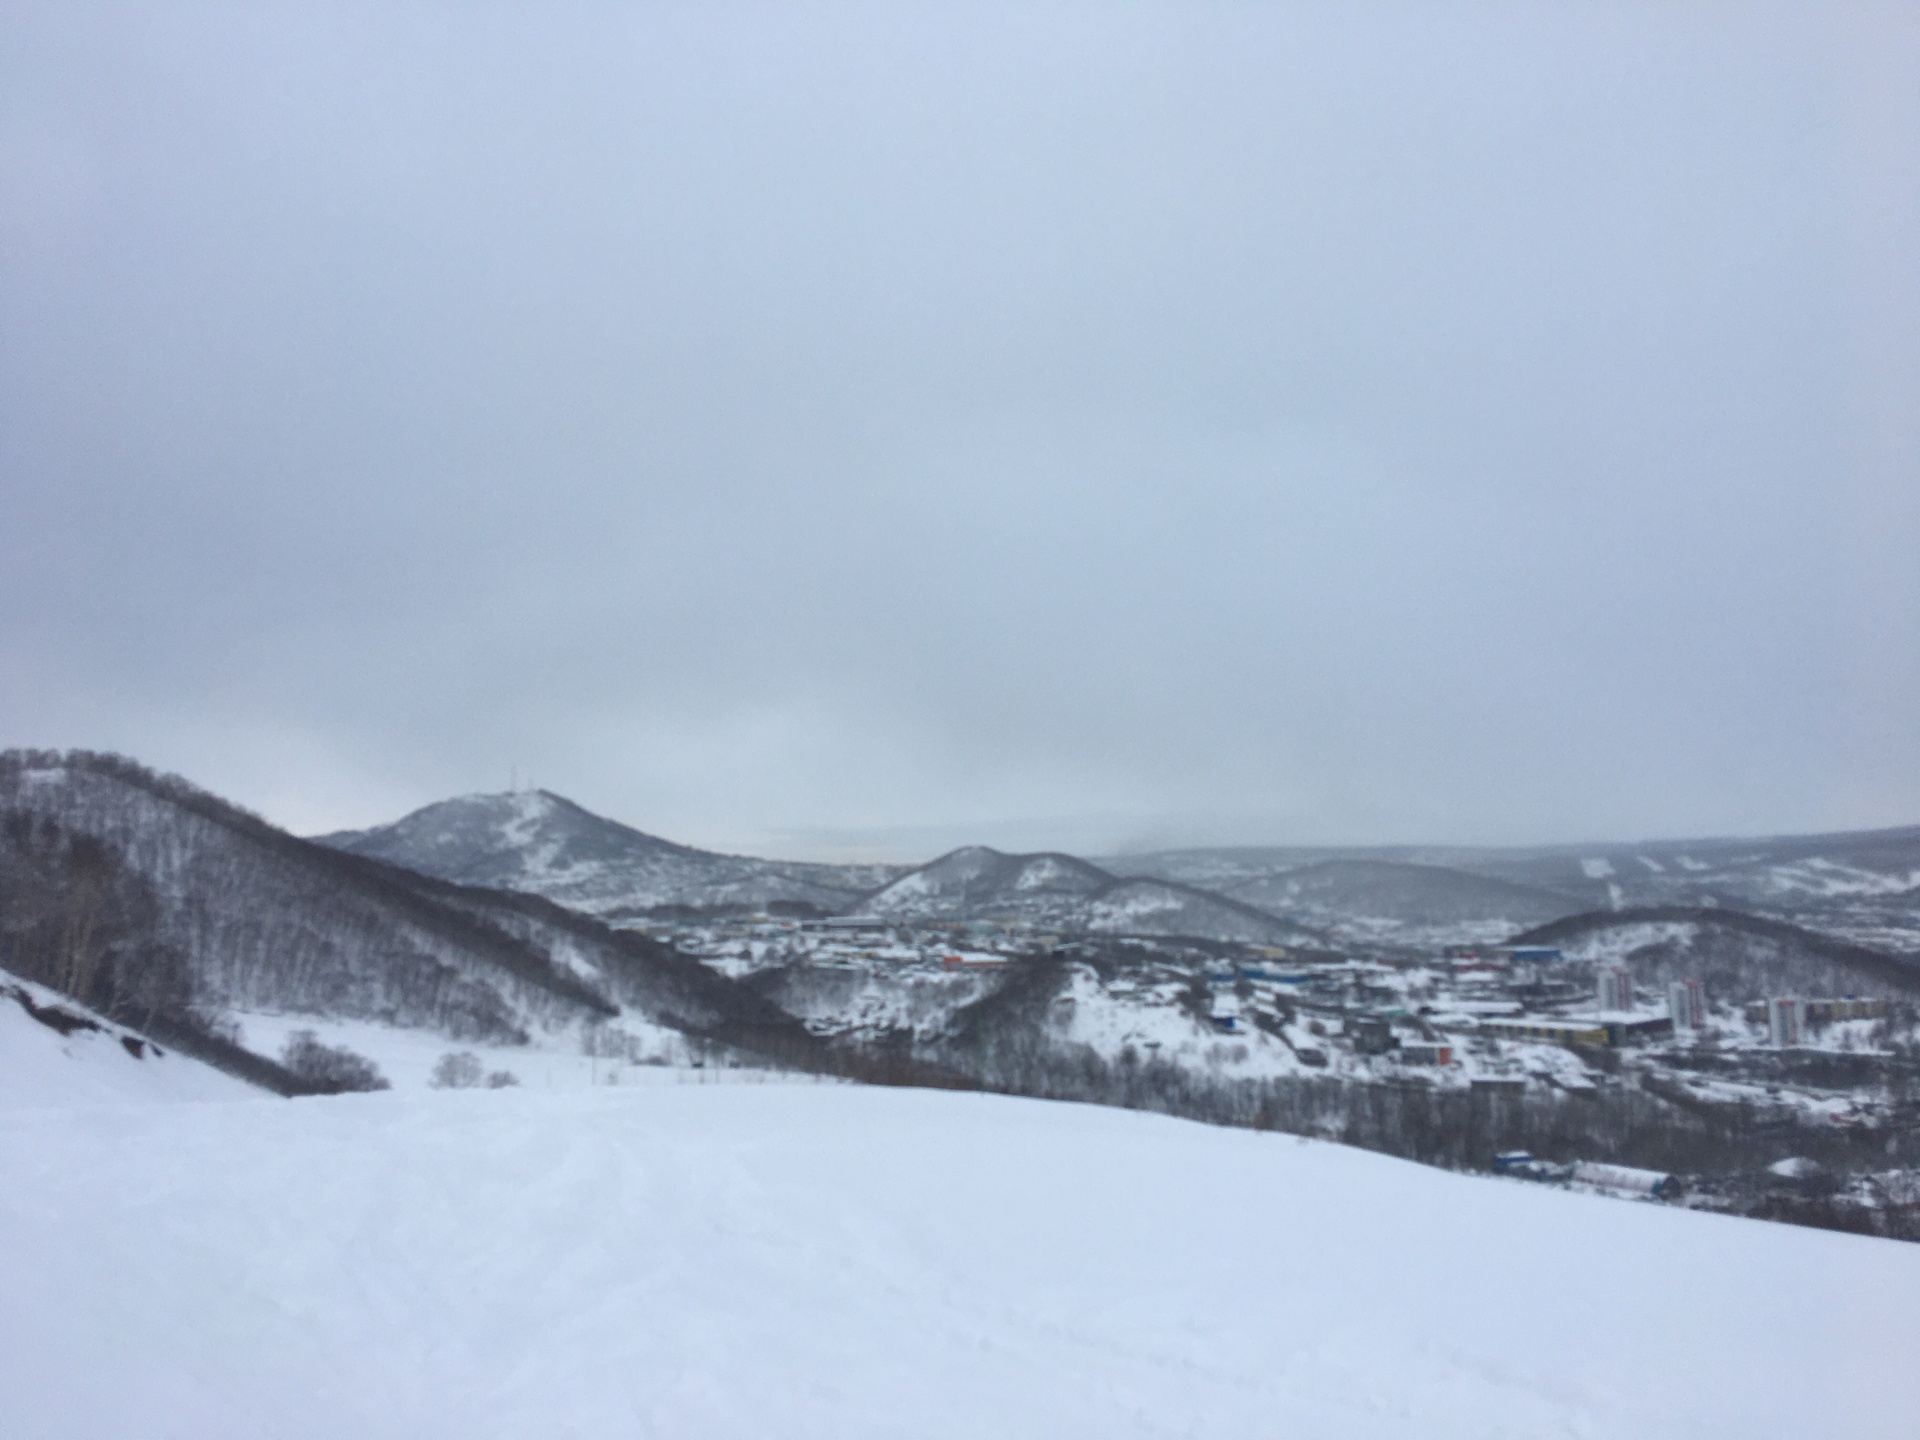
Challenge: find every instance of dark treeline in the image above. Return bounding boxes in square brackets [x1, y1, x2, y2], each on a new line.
[0, 750, 825, 1076]
[927, 1024, 1915, 1178]
[0, 809, 194, 1031]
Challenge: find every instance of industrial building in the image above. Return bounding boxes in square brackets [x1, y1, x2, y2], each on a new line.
[1491, 1153, 1677, 1199]
[1806, 996, 1888, 1023]
[1571, 1161, 1679, 1200]
[1476, 1013, 1671, 1049]
[1475, 1016, 1610, 1048]
[1743, 996, 1887, 1028]
[1501, 946, 1564, 964]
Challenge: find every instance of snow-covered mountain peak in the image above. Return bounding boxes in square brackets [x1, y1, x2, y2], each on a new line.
[862, 846, 1111, 922]
[316, 789, 905, 919]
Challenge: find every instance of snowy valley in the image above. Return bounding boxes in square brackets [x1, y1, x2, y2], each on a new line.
[6, 748, 1920, 1437]
[5, 748, 1920, 1239]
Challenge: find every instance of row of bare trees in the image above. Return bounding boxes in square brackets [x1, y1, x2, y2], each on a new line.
[0, 811, 195, 1031]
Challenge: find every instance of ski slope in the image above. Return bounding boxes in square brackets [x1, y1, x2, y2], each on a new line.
[1, 1081, 1914, 1439]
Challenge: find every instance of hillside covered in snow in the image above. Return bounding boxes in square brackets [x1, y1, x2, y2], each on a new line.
[0, 751, 822, 1093]
[1108, 825, 1920, 954]
[2, 976, 257, 1110]
[853, 844, 1328, 944]
[2, 1079, 1914, 1439]
[1509, 907, 1920, 1000]
[7, 749, 1918, 1243]
[318, 789, 906, 919]
[320, 786, 1920, 957]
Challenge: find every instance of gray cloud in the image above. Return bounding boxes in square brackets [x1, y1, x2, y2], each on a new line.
[3, 2, 1917, 856]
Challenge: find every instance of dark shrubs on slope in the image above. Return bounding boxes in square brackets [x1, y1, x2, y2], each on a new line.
[281, 1030, 390, 1093]
[431, 1051, 485, 1089]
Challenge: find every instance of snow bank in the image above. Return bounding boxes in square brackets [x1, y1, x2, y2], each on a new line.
[1, 980, 258, 1111]
[1, 1083, 1914, 1439]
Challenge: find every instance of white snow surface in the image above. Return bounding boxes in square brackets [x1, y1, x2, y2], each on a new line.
[228, 1010, 695, 1091]
[1764, 859, 1920, 897]
[3, 1083, 1915, 1439]
[2, 980, 257, 1111]
[1556, 921, 1701, 963]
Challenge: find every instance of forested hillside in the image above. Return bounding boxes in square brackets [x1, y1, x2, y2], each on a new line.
[0, 751, 819, 1088]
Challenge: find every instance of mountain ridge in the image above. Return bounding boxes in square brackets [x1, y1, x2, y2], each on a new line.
[854, 844, 1331, 946]
[318, 789, 909, 919]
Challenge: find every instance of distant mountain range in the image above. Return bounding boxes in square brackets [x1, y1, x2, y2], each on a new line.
[1103, 829, 1920, 954]
[319, 796, 1334, 945]
[318, 788, 1920, 955]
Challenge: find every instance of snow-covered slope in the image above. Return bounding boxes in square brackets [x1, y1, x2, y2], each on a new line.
[1, 978, 258, 1110]
[857, 845, 1113, 922]
[1, 751, 819, 1082]
[1081, 876, 1324, 943]
[1111, 826, 1920, 954]
[1507, 907, 1920, 1001]
[1462, 825, 1920, 922]
[1102, 848, 1596, 949]
[319, 790, 904, 918]
[2, 1082, 1912, 1439]
[1228, 858, 1579, 945]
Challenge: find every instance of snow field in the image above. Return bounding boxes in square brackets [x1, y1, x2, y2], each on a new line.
[2, 1082, 1916, 1439]
[225, 1011, 713, 1092]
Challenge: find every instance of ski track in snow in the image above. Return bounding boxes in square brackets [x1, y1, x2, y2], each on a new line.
[1, 1082, 1915, 1439]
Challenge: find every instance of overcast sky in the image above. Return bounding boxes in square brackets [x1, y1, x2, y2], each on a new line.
[3, 2, 1917, 860]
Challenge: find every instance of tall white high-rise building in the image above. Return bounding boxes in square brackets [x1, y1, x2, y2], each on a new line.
[1668, 978, 1706, 1031]
[1768, 997, 1804, 1048]
[1596, 966, 1634, 1012]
